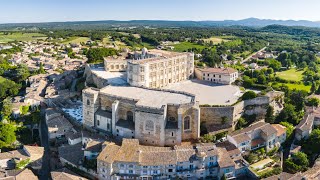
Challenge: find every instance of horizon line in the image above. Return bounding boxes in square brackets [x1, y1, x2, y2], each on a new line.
[1, 17, 319, 25]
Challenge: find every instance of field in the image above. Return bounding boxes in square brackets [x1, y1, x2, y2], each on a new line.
[173, 42, 206, 52]
[272, 82, 311, 92]
[202, 36, 232, 44]
[62, 37, 90, 44]
[275, 68, 304, 82]
[0, 32, 47, 43]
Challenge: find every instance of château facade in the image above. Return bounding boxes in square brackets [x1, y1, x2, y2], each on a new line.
[126, 49, 195, 88]
[82, 86, 200, 146]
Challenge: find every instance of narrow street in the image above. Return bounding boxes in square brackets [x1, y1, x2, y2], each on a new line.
[39, 107, 51, 180]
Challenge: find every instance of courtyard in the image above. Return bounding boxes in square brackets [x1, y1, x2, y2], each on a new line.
[165, 79, 242, 105]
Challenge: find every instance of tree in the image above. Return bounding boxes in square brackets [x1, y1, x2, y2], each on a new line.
[311, 82, 317, 94]
[299, 61, 307, 69]
[0, 122, 17, 148]
[1, 98, 12, 119]
[257, 74, 267, 84]
[200, 134, 216, 143]
[242, 75, 255, 88]
[265, 105, 275, 123]
[16, 64, 30, 82]
[285, 152, 309, 173]
[236, 117, 247, 129]
[304, 129, 320, 156]
[277, 104, 300, 125]
[267, 59, 281, 71]
[20, 105, 30, 116]
[306, 97, 320, 107]
[242, 91, 257, 100]
[86, 48, 117, 63]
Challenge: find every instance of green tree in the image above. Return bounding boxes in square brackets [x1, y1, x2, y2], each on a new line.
[0, 122, 17, 148]
[277, 104, 300, 125]
[267, 59, 281, 71]
[304, 129, 320, 156]
[257, 74, 267, 84]
[265, 105, 275, 123]
[306, 97, 320, 107]
[16, 64, 30, 82]
[285, 152, 309, 173]
[1, 98, 12, 119]
[242, 91, 257, 100]
[20, 105, 30, 115]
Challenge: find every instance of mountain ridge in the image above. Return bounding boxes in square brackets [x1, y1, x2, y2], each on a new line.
[1, 18, 320, 29]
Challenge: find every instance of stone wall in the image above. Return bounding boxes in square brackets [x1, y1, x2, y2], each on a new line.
[135, 110, 165, 146]
[200, 106, 235, 133]
[84, 64, 109, 88]
[200, 96, 271, 134]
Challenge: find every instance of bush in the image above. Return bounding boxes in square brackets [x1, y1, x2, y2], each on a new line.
[242, 91, 257, 100]
[259, 167, 282, 178]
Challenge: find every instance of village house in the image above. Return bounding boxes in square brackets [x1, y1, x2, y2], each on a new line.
[0, 145, 44, 173]
[227, 122, 286, 152]
[45, 109, 73, 140]
[295, 106, 320, 141]
[97, 139, 246, 180]
[194, 67, 238, 85]
[0, 168, 38, 180]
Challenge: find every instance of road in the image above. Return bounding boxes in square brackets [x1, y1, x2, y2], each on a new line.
[241, 46, 267, 64]
[39, 107, 51, 180]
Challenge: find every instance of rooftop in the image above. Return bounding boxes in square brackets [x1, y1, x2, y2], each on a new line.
[99, 86, 194, 109]
[51, 168, 88, 180]
[97, 139, 233, 168]
[229, 122, 279, 143]
[196, 67, 237, 74]
[164, 79, 242, 105]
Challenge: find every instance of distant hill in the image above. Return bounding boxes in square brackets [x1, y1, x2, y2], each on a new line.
[202, 18, 320, 27]
[1, 18, 320, 30]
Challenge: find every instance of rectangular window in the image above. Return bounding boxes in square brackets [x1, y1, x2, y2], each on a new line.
[140, 75, 145, 81]
[97, 120, 100, 126]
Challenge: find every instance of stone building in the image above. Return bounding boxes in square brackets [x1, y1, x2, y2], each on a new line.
[82, 86, 200, 146]
[97, 139, 245, 180]
[127, 49, 194, 88]
[104, 58, 128, 72]
[194, 67, 238, 85]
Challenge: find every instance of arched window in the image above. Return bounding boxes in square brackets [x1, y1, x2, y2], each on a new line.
[127, 111, 133, 121]
[184, 116, 191, 130]
[169, 117, 176, 122]
[87, 99, 90, 106]
[145, 120, 154, 131]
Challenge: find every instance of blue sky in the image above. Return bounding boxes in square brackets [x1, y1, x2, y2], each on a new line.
[1, 0, 320, 23]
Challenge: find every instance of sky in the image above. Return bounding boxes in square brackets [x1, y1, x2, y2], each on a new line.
[1, 0, 320, 24]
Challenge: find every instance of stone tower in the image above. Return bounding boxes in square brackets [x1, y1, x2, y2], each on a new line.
[82, 88, 100, 128]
